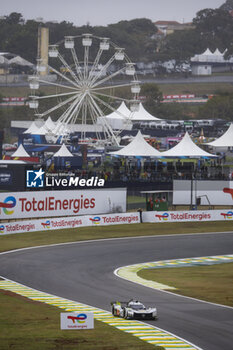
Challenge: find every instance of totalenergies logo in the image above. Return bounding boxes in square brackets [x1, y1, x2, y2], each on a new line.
[0, 225, 5, 233]
[223, 188, 233, 199]
[0, 196, 16, 215]
[67, 313, 87, 324]
[155, 213, 169, 221]
[41, 220, 50, 229]
[89, 216, 101, 224]
[221, 211, 233, 219]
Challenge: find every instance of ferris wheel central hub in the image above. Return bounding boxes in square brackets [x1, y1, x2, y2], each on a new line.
[81, 85, 90, 93]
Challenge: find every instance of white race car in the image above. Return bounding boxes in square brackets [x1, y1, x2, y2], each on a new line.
[111, 299, 158, 320]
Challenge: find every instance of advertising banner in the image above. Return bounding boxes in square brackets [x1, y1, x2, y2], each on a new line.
[0, 212, 140, 235]
[142, 209, 233, 223]
[60, 312, 94, 330]
[173, 180, 233, 206]
[0, 188, 126, 220]
[87, 212, 140, 226]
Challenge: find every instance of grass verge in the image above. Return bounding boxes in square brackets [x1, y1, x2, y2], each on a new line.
[0, 289, 162, 350]
[138, 262, 233, 307]
[1, 81, 233, 97]
[0, 221, 232, 253]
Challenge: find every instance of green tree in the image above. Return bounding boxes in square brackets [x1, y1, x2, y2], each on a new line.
[5, 12, 24, 25]
[198, 93, 233, 120]
[156, 103, 187, 120]
[220, 0, 233, 11]
[193, 8, 233, 52]
[157, 7, 233, 65]
[0, 14, 157, 64]
[157, 29, 201, 67]
[140, 83, 162, 115]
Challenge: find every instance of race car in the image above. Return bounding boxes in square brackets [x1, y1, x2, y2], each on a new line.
[111, 299, 157, 320]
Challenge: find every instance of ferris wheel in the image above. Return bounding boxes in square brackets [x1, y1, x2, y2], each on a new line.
[28, 34, 141, 145]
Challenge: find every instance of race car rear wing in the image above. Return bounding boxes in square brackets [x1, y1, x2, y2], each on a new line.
[111, 301, 128, 306]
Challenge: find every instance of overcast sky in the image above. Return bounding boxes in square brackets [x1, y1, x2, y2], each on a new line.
[1, 0, 224, 26]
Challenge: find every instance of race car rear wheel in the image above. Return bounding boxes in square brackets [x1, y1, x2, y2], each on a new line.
[123, 307, 128, 319]
[112, 306, 116, 316]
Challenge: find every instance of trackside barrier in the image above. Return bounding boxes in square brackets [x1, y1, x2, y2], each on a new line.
[142, 209, 233, 223]
[0, 212, 140, 236]
[0, 209, 232, 236]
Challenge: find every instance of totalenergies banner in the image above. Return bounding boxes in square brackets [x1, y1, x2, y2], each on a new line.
[142, 209, 233, 223]
[0, 209, 232, 236]
[0, 212, 140, 235]
[0, 188, 126, 220]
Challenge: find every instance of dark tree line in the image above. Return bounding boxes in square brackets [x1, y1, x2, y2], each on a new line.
[157, 7, 233, 66]
[0, 13, 157, 63]
[1, 4, 233, 66]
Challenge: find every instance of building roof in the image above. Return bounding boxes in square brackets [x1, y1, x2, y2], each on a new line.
[155, 20, 181, 26]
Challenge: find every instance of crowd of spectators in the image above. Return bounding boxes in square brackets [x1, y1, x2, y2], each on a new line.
[47, 157, 230, 184]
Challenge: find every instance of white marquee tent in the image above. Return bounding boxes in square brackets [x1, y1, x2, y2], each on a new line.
[206, 123, 233, 148]
[8, 56, 33, 67]
[53, 144, 73, 157]
[11, 144, 30, 157]
[109, 131, 161, 157]
[98, 102, 161, 130]
[191, 48, 231, 63]
[97, 101, 132, 130]
[161, 132, 217, 158]
[107, 101, 131, 119]
[44, 116, 56, 131]
[23, 121, 40, 134]
[130, 103, 161, 122]
[24, 118, 56, 135]
[31, 125, 49, 136]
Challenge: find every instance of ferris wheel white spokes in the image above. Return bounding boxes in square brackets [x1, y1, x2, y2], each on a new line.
[70, 47, 84, 81]
[88, 38, 109, 81]
[48, 64, 80, 88]
[87, 94, 119, 144]
[29, 34, 140, 145]
[32, 94, 79, 119]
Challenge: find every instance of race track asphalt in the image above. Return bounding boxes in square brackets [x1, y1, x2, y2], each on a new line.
[0, 231, 233, 350]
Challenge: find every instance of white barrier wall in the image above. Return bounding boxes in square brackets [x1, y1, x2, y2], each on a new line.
[173, 180, 233, 205]
[1, 209, 232, 236]
[142, 209, 233, 223]
[0, 212, 140, 235]
[0, 188, 126, 220]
